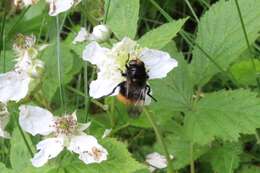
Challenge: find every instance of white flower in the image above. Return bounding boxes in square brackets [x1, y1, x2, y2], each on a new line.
[146, 152, 167, 172]
[0, 102, 10, 138]
[19, 105, 108, 167]
[73, 25, 111, 44]
[0, 34, 44, 103]
[82, 37, 178, 102]
[47, 0, 81, 16]
[73, 28, 90, 44]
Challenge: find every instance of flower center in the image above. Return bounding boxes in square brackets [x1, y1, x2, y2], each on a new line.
[53, 116, 77, 136]
[91, 147, 103, 161]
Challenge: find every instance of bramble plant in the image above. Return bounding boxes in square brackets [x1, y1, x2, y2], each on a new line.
[0, 0, 260, 173]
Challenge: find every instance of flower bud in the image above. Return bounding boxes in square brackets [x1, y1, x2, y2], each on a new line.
[91, 25, 111, 42]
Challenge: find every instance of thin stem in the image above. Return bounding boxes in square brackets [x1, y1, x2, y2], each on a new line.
[234, 0, 260, 90]
[1, 16, 6, 72]
[84, 62, 90, 122]
[184, 0, 200, 23]
[15, 114, 33, 157]
[143, 108, 174, 173]
[190, 143, 195, 173]
[104, 0, 111, 24]
[66, 86, 108, 111]
[56, 16, 65, 110]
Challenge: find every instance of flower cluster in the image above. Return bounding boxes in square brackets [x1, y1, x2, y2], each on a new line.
[0, 34, 44, 104]
[19, 105, 108, 167]
[14, 0, 81, 16]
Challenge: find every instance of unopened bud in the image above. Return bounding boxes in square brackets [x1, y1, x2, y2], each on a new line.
[91, 25, 111, 42]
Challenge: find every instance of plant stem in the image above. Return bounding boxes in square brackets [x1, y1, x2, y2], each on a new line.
[184, 0, 199, 23]
[56, 16, 65, 111]
[0, 12, 6, 72]
[104, 0, 111, 24]
[15, 114, 33, 157]
[143, 108, 174, 173]
[234, 0, 260, 91]
[7, 6, 30, 38]
[190, 143, 195, 173]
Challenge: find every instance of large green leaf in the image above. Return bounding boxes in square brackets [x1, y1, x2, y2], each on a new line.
[154, 123, 209, 170]
[45, 139, 145, 173]
[138, 18, 187, 49]
[191, 0, 260, 86]
[184, 89, 260, 145]
[105, 0, 140, 39]
[203, 143, 242, 173]
[230, 59, 260, 86]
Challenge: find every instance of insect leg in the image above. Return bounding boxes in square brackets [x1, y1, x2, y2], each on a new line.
[145, 85, 157, 102]
[103, 82, 124, 97]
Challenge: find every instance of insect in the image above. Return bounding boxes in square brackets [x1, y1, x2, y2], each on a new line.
[108, 58, 157, 117]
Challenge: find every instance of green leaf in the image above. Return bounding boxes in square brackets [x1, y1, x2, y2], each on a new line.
[239, 166, 260, 173]
[230, 59, 260, 86]
[106, 0, 140, 39]
[154, 123, 209, 169]
[10, 128, 33, 172]
[41, 42, 82, 101]
[46, 139, 145, 173]
[191, 0, 260, 86]
[0, 162, 12, 173]
[203, 143, 242, 173]
[184, 89, 260, 145]
[138, 18, 187, 49]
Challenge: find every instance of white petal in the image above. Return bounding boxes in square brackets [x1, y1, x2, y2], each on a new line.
[73, 28, 89, 44]
[68, 135, 108, 164]
[91, 25, 111, 43]
[140, 49, 178, 79]
[0, 71, 31, 103]
[112, 37, 137, 53]
[89, 69, 123, 98]
[78, 122, 91, 132]
[102, 129, 112, 139]
[31, 138, 64, 167]
[19, 105, 55, 136]
[82, 42, 110, 66]
[47, 0, 81, 16]
[146, 152, 167, 169]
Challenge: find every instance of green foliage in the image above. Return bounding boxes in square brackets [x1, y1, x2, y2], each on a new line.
[10, 128, 33, 172]
[138, 18, 188, 49]
[184, 89, 260, 145]
[155, 123, 209, 169]
[106, 0, 140, 39]
[191, 0, 260, 86]
[230, 59, 260, 86]
[41, 42, 82, 102]
[203, 142, 242, 173]
[2, 0, 260, 172]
